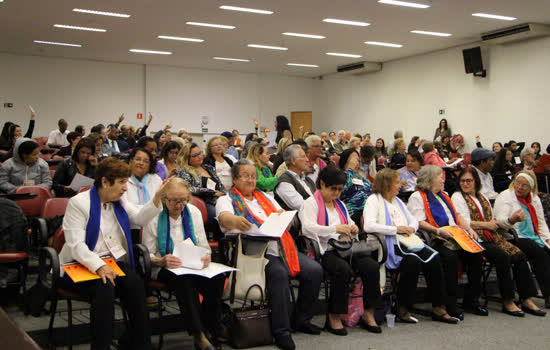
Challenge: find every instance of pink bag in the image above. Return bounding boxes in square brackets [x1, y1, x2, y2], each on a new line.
[340, 281, 364, 327]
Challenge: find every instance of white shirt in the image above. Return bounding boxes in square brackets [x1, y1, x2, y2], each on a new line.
[216, 192, 282, 256]
[474, 166, 498, 200]
[60, 190, 162, 275]
[493, 189, 550, 244]
[215, 159, 233, 190]
[407, 191, 457, 226]
[299, 196, 354, 255]
[307, 162, 320, 184]
[363, 195, 419, 244]
[142, 204, 210, 279]
[47, 129, 69, 147]
[108, 138, 120, 153]
[123, 174, 163, 228]
[451, 192, 487, 226]
[275, 170, 312, 211]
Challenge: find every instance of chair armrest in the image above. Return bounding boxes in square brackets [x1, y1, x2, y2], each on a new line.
[368, 233, 388, 265]
[296, 235, 321, 262]
[417, 229, 432, 245]
[502, 228, 519, 244]
[38, 247, 59, 292]
[37, 218, 48, 247]
[133, 243, 151, 284]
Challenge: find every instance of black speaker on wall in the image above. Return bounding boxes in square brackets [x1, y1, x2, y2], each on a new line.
[462, 46, 486, 77]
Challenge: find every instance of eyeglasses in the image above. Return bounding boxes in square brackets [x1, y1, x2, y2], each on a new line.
[514, 182, 531, 190]
[166, 198, 188, 206]
[238, 174, 258, 181]
[133, 157, 150, 164]
[310, 144, 322, 148]
[328, 185, 345, 192]
[168, 150, 179, 155]
[460, 179, 474, 184]
[191, 151, 203, 158]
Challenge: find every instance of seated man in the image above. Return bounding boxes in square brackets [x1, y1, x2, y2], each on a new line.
[105, 124, 129, 154]
[472, 148, 498, 200]
[216, 159, 323, 350]
[332, 130, 349, 155]
[48, 118, 69, 148]
[305, 135, 327, 184]
[274, 145, 315, 211]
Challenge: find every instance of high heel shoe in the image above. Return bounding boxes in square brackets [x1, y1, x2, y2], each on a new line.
[324, 320, 347, 336]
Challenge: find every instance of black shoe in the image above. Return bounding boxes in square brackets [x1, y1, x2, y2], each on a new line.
[448, 311, 464, 321]
[521, 305, 547, 317]
[465, 305, 489, 316]
[296, 322, 322, 335]
[431, 313, 459, 324]
[324, 320, 348, 336]
[358, 318, 382, 334]
[501, 306, 525, 317]
[275, 334, 296, 350]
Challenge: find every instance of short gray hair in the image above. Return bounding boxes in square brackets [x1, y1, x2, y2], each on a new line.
[283, 144, 303, 166]
[416, 165, 443, 191]
[305, 135, 321, 148]
[231, 159, 255, 179]
[521, 147, 535, 160]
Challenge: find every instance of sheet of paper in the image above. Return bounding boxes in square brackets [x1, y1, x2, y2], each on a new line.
[169, 262, 237, 278]
[443, 158, 464, 168]
[244, 210, 297, 238]
[69, 173, 95, 192]
[172, 239, 209, 270]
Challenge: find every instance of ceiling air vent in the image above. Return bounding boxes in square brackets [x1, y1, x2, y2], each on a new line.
[481, 23, 550, 44]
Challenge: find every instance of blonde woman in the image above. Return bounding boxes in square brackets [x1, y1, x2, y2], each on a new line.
[390, 138, 407, 170]
[247, 143, 278, 191]
[272, 137, 291, 175]
[203, 136, 234, 191]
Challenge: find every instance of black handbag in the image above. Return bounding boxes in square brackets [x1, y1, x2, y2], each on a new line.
[328, 235, 378, 261]
[230, 284, 273, 349]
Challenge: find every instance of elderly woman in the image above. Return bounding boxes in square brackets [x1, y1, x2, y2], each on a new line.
[398, 150, 423, 198]
[136, 136, 167, 180]
[520, 147, 537, 171]
[494, 170, 550, 309]
[60, 157, 166, 350]
[159, 141, 181, 178]
[247, 143, 278, 192]
[338, 148, 372, 225]
[0, 138, 52, 194]
[407, 165, 486, 319]
[301, 166, 382, 335]
[124, 148, 162, 206]
[364, 169, 457, 324]
[216, 159, 323, 350]
[451, 168, 544, 316]
[350, 137, 361, 152]
[142, 178, 223, 350]
[203, 136, 234, 191]
[389, 138, 407, 170]
[53, 137, 97, 197]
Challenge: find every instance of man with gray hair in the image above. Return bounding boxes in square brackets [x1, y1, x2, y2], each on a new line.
[274, 145, 316, 211]
[305, 135, 327, 184]
[332, 130, 349, 155]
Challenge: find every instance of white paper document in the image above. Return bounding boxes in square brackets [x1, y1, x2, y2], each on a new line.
[168, 262, 237, 278]
[69, 173, 94, 192]
[172, 239, 209, 270]
[443, 158, 464, 168]
[247, 210, 297, 238]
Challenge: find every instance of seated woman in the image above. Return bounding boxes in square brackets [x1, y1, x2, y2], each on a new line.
[124, 148, 162, 206]
[0, 138, 52, 194]
[136, 136, 167, 180]
[300, 166, 383, 335]
[438, 136, 458, 160]
[159, 141, 181, 178]
[398, 150, 423, 200]
[203, 136, 234, 191]
[493, 142, 503, 153]
[0, 107, 35, 152]
[494, 170, 550, 309]
[364, 169, 457, 324]
[407, 165, 486, 319]
[350, 137, 361, 152]
[53, 131, 81, 159]
[492, 147, 516, 192]
[59, 157, 166, 350]
[532, 142, 542, 160]
[142, 178, 224, 350]
[338, 148, 372, 225]
[272, 137, 291, 175]
[520, 147, 537, 172]
[389, 138, 407, 170]
[247, 143, 278, 192]
[53, 137, 97, 197]
[422, 141, 448, 181]
[452, 167, 544, 316]
[407, 136, 420, 153]
[216, 159, 322, 350]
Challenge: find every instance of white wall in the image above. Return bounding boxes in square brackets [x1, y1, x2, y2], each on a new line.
[314, 36, 550, 151]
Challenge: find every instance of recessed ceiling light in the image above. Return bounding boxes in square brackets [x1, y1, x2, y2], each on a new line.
[287, 63, 319, 68]
[219, 5, 273, 14]
[282, 32, 325, 39]
[248, 44, 288, 51]
[322, 18, 370, 26]
[130, 49, 172, 55]
[73, 8, 131, 18]
[365, 41, 403, 48]
[54, 24, 107, 32]
[378, 0, 430, 8]
[186, 22, 235, 29]
[326, 52, 362, 58]
[213, 57, 250, 62]
[158, 36, 204, 42]
[410, 30, 452, 37]
[34, 40, 82, 47]
[472, 13, 517, 21]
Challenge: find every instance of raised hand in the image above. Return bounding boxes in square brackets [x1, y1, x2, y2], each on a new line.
[29, 105, 36, 120]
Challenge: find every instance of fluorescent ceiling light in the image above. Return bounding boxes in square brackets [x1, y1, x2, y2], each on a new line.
[158, 36, 204, 42]
[410, 30, 452, 37]
[213, 57, 250, 62]
[186, 22, 235, 29]
[282, 32, 325, 39]
[54, 24, 106, 32]
[326, 52, 362, 58]
[378, 0, 430, 9]
[248, 44, 288, 51]
[322, 18, 370, 27]
[219, 5, 273, 14]
[34, 40, 82, 47]
[472, 13, 517, 21]
[365, 41, 403, 47]
[130, 49, 172, 55]
[73, 8, 130, 18]
[287, 63, 319, 68]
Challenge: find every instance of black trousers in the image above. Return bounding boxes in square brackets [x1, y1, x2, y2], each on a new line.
[481, 241, 538, 300]
[396, 247, 447, 308]
[321, 250, 381, 314]
[265, 252, 323, 338]
[435, 245, 483, 312]
[157, 269, 225, 335]
[59, 262, 152, 350]
[514, 238, 550, 298]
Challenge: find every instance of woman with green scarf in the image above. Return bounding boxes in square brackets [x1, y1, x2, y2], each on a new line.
[247, 143, 278, 191]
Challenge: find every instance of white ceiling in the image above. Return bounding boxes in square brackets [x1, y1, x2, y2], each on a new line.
[1, 0, 549, 77]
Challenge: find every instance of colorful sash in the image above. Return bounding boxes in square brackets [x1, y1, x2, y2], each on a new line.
[313, 190, 347, 226]
[516, 193, 540, 237]
[419, 190, 458, 228]
[132, 174, 150, 205]
[157, 205, 196, 256]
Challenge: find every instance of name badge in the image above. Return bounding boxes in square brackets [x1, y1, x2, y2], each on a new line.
[103, 231, 126, 259]
[23, 179, 35, 186]
[206, 178, 217, 190]
[514, 156, 521, 165]
[443, 157, 449, 162]
[352, 178, 364, 186]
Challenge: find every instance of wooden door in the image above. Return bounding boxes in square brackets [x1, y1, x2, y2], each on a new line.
[290, 111, 312, 140]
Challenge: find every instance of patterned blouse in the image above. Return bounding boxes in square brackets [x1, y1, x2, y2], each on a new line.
[340, 168, 372, 217]
[176, 164, 226, 205]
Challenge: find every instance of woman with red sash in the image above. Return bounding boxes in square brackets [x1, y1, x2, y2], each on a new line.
[407, 165, 486, 320]
[216, 159, 323, 350]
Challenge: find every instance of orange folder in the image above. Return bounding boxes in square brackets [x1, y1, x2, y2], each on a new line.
[442, 226, 484, 253]
[62, 257, 126, 283]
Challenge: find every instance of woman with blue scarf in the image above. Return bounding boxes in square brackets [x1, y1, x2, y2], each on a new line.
[59, 158, 165, 350]
[142, 178, 223, 350]
[408, 165, 486, 321]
